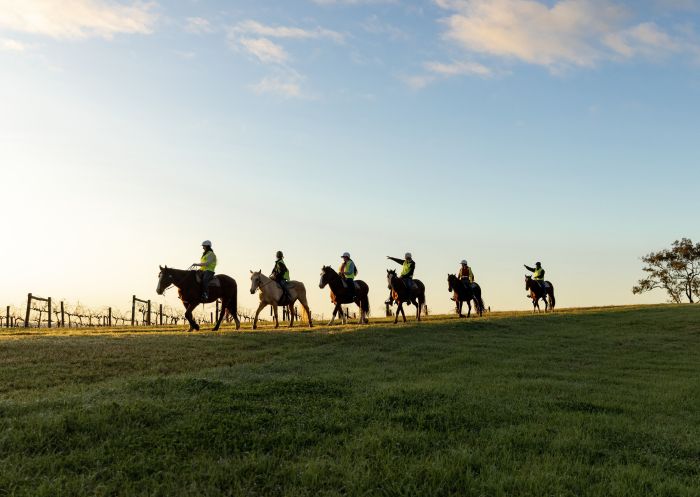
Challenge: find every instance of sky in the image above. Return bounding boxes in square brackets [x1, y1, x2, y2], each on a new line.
[0, 0, 699, 319]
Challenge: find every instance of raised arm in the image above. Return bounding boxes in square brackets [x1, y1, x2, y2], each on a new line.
[524, 265, 535, 273]
[387, 256, 404, 265]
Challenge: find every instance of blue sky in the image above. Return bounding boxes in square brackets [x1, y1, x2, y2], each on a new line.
[1, 0, 699, 318]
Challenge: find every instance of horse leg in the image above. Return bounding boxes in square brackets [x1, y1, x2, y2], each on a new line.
[253, 302, 266, 330]
[228, 303, 241, 330]
[394, 303, 401, 324]
[288, 304, 294, 328]
[415, 300, 421, 322]
[185, 303, 199, 332]
[272, 304, 279, 328]
[467, 300, 471, 318]
[328, 304, 339, 326]
[213, 298, 228, 332]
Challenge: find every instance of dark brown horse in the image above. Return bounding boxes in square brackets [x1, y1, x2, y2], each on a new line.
[387, 269, 426, 324]
[447, 274, 484, 318]
[525, 276, 556, 313]
[319, 266, 370, 325]
[156, 266, 240, 332]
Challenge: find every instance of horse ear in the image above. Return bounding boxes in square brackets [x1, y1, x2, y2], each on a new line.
[250, 270, 253, 274]
[159, 265, 163, 270]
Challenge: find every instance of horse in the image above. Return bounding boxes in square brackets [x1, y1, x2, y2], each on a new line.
[447, 274, 485, 318]
[249, 270, 313, 329]
[525, 275, 556, 313]
[319, 266, 370, 325]
[386, 269, 426, 324]
[156, 265, 240, 332]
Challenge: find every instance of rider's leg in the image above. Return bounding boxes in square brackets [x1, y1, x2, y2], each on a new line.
[201, 270, 213, 299]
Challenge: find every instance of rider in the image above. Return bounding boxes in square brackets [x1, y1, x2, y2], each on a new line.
[458, 259, 475, 286]
[339, 252, 357, 299]
[193, 240, 216, 300]
[524, 261, 545, 289]
[271, 250, 291, 302]
[385, 252, 415, 304]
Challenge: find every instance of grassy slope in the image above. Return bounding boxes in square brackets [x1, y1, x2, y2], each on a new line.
[0, 305, 698, 497]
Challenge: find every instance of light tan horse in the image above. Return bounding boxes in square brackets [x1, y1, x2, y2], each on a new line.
[249, 270, 313, 329]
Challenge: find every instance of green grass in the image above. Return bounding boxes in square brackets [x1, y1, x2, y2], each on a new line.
[0, 305, 699, 496]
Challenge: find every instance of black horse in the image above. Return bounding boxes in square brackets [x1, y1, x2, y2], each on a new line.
[387, 269, 426, 324]
[156, 266, 240, 331]
[447, 274, 485, 318]
[319, 266, 370, 325]
[525, 275, 556, 313]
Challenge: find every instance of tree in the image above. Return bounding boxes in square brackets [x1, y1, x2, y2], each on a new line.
[633, 238, 700, 303]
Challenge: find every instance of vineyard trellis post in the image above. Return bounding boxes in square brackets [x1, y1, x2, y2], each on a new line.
[24, 293, 52, 328]
[60, 301, 65, 327]
[132, 296, 151, 326]
[5, 306, 9, 328]
[159, 304, 163, 326]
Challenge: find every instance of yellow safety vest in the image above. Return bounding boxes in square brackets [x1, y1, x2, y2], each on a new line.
[201, 251, 217, 272]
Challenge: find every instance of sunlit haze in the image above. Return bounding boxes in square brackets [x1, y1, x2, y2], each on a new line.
[1, 0, 698, 318]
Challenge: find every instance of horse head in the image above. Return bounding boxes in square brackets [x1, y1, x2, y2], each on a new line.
[250, 269, 262, 294]
[447, 273, 456, 292]
[319, 265, 334, 289]
[156, 265, 171, 295]
[386, 269, 398, 289]
[525, 275, 532, 290]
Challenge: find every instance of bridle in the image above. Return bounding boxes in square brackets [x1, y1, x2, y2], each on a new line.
[160, 268, 193, 294]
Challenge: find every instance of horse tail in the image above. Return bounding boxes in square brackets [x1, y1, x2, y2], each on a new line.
[549, 284, 555, 310]
[475, 285, 485, 315]
[228, 280, 238, 317]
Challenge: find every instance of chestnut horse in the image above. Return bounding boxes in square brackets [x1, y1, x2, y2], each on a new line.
[319, 266, 370, 325]
[387, 269, 426, 324]
[156, 265, 240, 332]
[447, 274, 484, 318]
[525, 275, 556, 313]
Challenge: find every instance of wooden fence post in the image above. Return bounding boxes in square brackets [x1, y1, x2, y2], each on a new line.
[5, 306, 9, 328]
[60, 301, 65, 327]
[159, 304, 163, 326]
[47, 297, 52, 329]
[108, 307, 112, 327]
[131, 295, 136, 326]
[146, 300, 151, 326]
[24, 293, 31, 328]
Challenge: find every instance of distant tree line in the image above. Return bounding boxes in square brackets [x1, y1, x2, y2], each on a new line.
[633, 238, 700, 303]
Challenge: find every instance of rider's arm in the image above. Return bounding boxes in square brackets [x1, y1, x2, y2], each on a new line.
[387, 256, 403, 264]
[524, 265, 535, 272]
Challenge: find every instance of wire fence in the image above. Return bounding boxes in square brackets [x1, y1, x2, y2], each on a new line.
[0, 293, 267, 329]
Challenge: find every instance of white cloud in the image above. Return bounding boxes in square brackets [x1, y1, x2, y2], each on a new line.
[184, 16, 212, 34]
[251, 75, 303, 98]
[0, 37, 26, 51]
[424, 60, 492, 76]
[238, 37, 288, 64]
[312, 0, 398, 5]
[0, 0, 157, 40]
[435, 0, 700, 70]
[232, 20, 343, 43]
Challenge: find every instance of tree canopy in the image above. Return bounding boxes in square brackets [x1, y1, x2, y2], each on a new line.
[633, 238, 700, 303]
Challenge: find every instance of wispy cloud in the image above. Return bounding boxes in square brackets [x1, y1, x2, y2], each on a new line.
[0, 37, 27, 51]
[0, 0, 157, 40]
[251, 75, 304, 98]
[184, 16, 213, 34]
[238, 37, 288, 64]
[312, 0, 398, 5]
[232, 20, 343, 43]
[435, 0, 700, 71]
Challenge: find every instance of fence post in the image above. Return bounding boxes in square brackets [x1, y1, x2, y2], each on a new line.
[24, 293, 31, 328]
[159, 304, 163, 326]
[47, 297, 52, 329]
[131, 295, 136, 326]
[108, 307, 112, 327]
[60, 301, 65, 327]
[5, 306, 9, 328]
[147, 300, 151, 326]
[215, 300, 219, 321]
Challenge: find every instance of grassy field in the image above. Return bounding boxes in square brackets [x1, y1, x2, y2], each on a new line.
[0, 305, 698, 496]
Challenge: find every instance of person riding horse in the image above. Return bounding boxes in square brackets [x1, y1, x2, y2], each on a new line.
[271, 250, 291, 303]
[386, 252, 415, 305]
[192, 240, 216, 300]
[453, 259, 475, 301]
[524, 262, 545, 289]
[339, 252, 357, 299]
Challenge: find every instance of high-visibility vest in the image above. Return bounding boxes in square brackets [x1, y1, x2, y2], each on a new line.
[201, 251, 217, 272]
[533, 267, 545, 280]
[339, 260, 357, 280]
[275, 259, 290, 281]
[401, 260, 414, 277]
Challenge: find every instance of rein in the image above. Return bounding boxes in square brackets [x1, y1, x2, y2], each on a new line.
[161, 269, 195, 294]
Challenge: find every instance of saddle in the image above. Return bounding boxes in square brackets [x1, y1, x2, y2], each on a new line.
[535, 280, 550, 290]
[195, 273, 221, 287]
